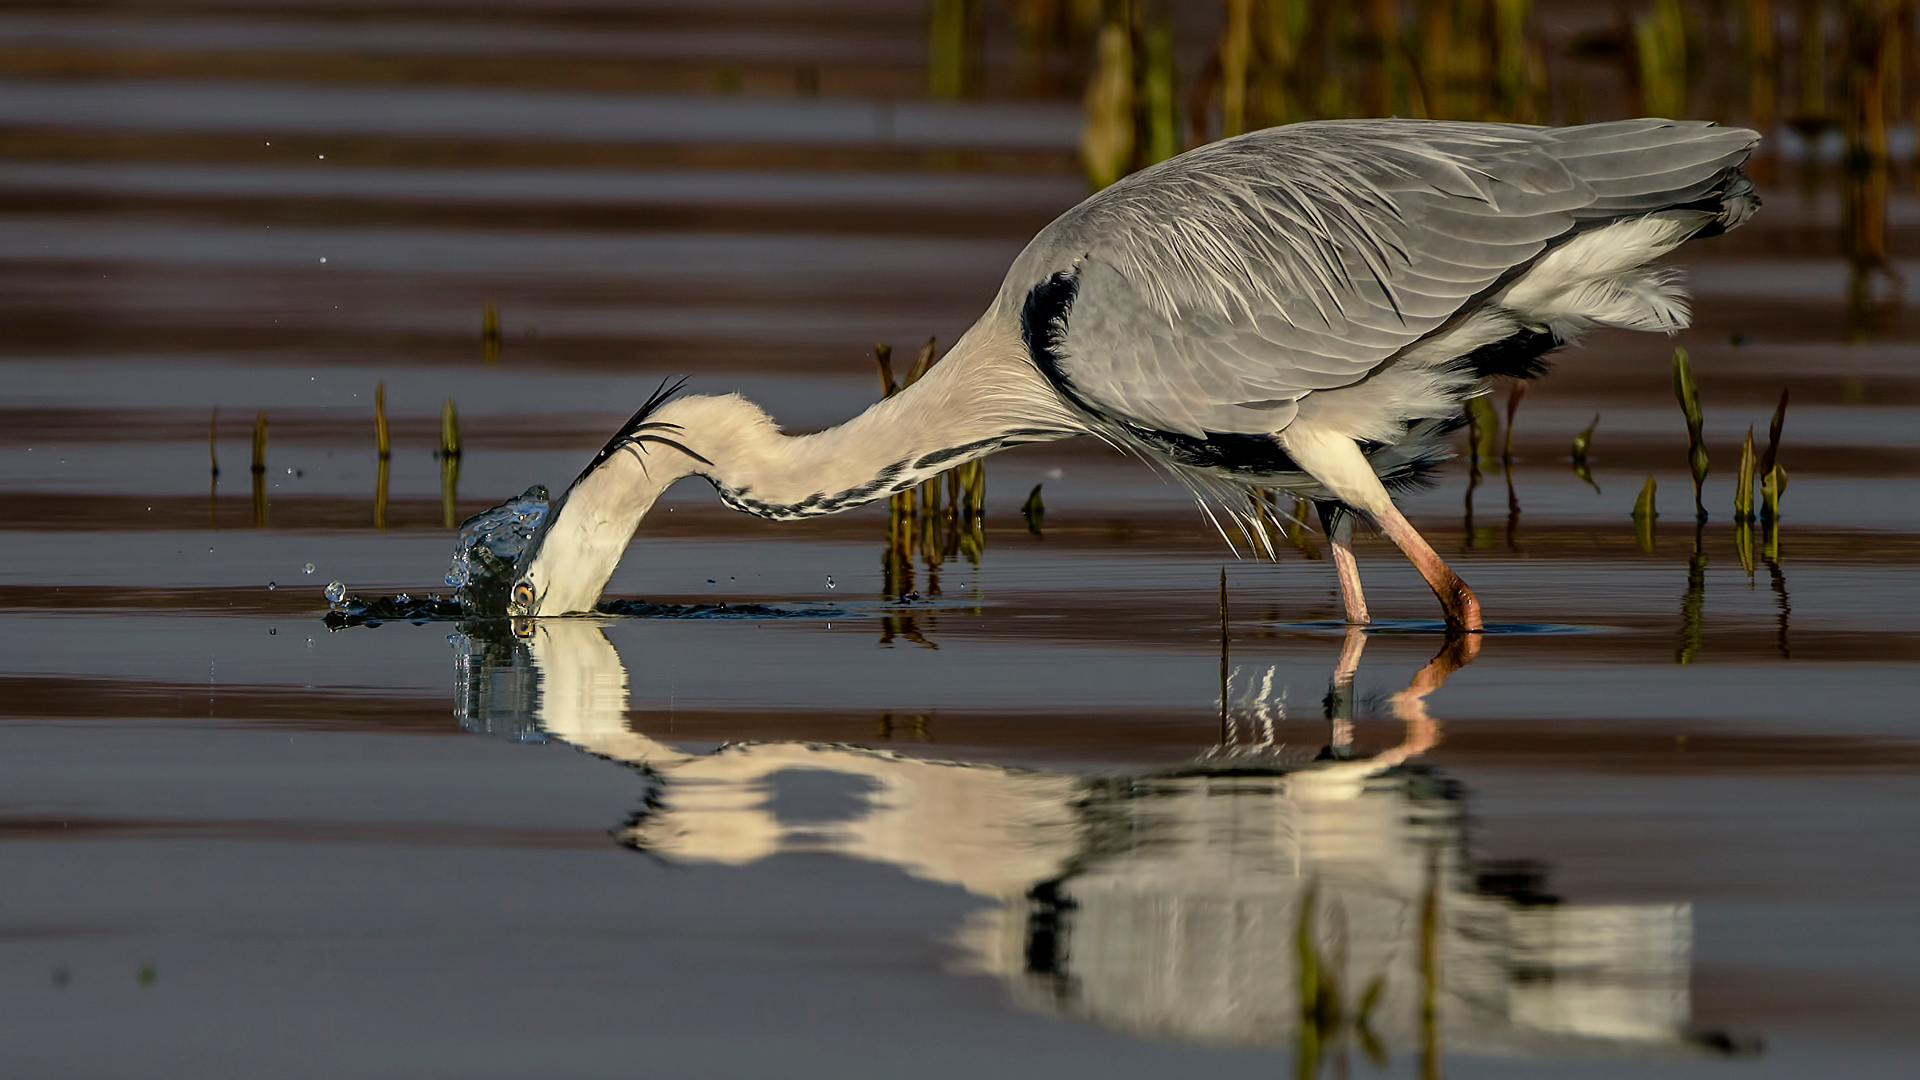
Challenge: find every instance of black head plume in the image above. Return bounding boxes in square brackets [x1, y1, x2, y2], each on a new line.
[569, 376, 712, 490]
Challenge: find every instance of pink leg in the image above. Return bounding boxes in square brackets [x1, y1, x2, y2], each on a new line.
[1279, 425, 1484, 632]
[1316, 503, 1370, 625]
[1369, 500, 1484, 632]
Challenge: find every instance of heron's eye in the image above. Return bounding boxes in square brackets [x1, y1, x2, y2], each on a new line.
[511, 582, 535, 611]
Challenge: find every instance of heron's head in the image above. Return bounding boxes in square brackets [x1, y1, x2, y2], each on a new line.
[505, 381, 718, 617]
[505, 481, 632, 618]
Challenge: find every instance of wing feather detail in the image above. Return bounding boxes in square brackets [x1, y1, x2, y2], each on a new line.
[1005, 117, 1756, 438]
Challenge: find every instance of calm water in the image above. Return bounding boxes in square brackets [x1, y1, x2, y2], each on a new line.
[4, 3, 1919, 1077]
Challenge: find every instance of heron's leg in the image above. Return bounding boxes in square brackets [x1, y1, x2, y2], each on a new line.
[1280, 425, 1485, 632]
[1368, 500, 1484, 632]
[1315, 502, 1369, 625]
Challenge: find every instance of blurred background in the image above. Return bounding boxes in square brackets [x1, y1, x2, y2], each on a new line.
[3, 0, 1913, 541]
[5, 5, 1920, 1079]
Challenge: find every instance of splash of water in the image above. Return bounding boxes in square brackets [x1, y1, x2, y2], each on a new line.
[444, 485, 550, 614]
[322, 484, 846, 629]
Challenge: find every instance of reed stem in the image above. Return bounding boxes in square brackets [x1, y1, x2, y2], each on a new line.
[251, 411, 267, 474]
[874, 343, 897, 398]
[1671, 347, 1709, 521]
[1633, 476, 1658, 554]
[1021, 482, 1045, 535]
[1734, 426, 1757, 521]
[375, 381, 390, 460]
[440, 398, 461, 460]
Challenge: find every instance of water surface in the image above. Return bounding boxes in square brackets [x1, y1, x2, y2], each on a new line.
[3, 3, 1918, 1077]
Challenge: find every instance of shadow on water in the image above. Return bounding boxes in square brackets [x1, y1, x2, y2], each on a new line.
[448, 618, 1756, 1070]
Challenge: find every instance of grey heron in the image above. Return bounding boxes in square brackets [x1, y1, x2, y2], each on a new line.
[508, 118, 1760, 628]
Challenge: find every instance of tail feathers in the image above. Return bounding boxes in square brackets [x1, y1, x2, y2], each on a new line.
[1502, 212, 1698, 335]
[1546, 119, 1761, 217]
[1547, 266, 1692, 335]
[1695, 169, 1760, 238]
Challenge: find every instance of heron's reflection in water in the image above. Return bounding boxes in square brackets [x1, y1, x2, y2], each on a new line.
[451, 622, 1742, 1068]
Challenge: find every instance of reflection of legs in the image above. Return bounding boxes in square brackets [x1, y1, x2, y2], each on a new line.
[1327, 625, 1366, 754]
[1373, 633, 1481, 767]
[1317, 502, 1369, 625]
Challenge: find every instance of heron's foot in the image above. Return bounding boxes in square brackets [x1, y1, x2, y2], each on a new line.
[1442, 579, 1484, 634]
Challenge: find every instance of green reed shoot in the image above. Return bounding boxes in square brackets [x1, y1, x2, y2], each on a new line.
[874, 343, 897, 398]
[1760, 388, 1787, 520]
[1285, 496, 1321, 560]
[209, 406, 220, 477]
[1760, 388, 1787, 472]
[1140, 19, 1179, 167]
[1734, 426, 1756, 521]
[1022, 483, 1045, 535]
[440, 450, 460, 531]
[928, 0, 977, 100]
[375, 453, 389, 531]
[1290, 878, 1386, 1079]
[1570, 413, 1599, 491]
[1493, 0, 1534, 120]
[251, 411, 267, 474]
[1219, 0, 1253, 137]
[1672, 347, 1708, 520]
[1762, 465, 1788, 522]
[1081, 21, 1135, 189]
[482, 301, 500, 365]
[1633, 476, 1657, 554]
[1571, 414, 1598, 463]
[1745, 0, 1777, 132]
[1465, 395, 1499, 471]
[1635, 0, 1688, 117]
[374, 381, 390, 460]
[440, 398, 461, 459]
[905, 336, 938, 387]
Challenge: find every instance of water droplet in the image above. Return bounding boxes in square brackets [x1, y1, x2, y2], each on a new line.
[324, 581, 345, 603]
[319, 257, 327, 264]
[826, 576, 836, 589]
[267, 581, 276, 591]
[303, 563, 315, 574]
[268, 627, 277, 635]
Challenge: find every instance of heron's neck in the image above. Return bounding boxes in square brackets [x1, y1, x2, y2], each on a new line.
[671, 343, 1078, 520]
[525, 337, 1078, 614]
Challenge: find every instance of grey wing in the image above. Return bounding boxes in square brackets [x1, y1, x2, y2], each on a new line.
[1018, 118, 1756, 438]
